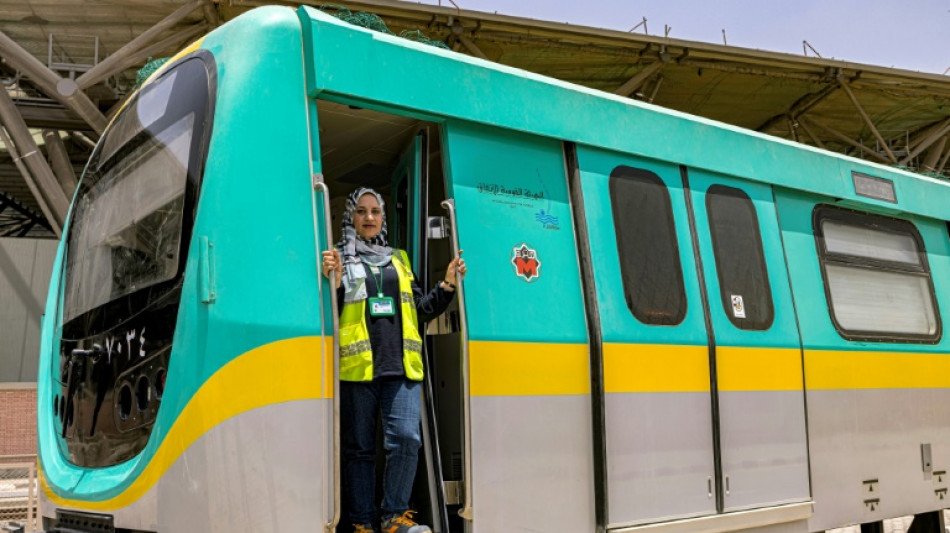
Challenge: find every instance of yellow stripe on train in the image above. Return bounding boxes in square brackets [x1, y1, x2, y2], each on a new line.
[717, 346, 804, 392]
[42, 336, 326, 510]
[604, 343, 710, 393]
[470, 341, 591, 396]
[470, 342, 950, 393]
[804, 349, 950, 390]
[471, 342, 802, 395]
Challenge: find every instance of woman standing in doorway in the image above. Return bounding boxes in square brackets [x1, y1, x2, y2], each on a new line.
[322, 187, 466, 533]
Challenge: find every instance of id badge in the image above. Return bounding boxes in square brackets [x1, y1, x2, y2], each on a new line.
[369, 296, 396, 317]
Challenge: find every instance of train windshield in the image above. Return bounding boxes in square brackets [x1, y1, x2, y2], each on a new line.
[63, 58, 208, 325]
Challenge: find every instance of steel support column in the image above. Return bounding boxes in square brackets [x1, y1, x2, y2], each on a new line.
[0, 30, 107, 134]
[901, 117, 950, 165]
[937, 140, 950, 173]
[452, 28, 487, 60]
[68, 131, 96, 150]
[0, 191, 53, 237]
[41, 129, 77, 198]
[0, 89, 69, 230]
[0, 127, 59, 236]
[905, 119, 949, 153]
[203, 0, 221, 27]
[78, 24, 207, 91]
[756, 82, 839, 132]
[615, 60, 664, 97]
[646, 74, 664, 103]
[787, 116, 799, 143]
[801, 117, 891, 163]
[797, 119, 826, 149]
[838, 77, 897, 163]
[76, 0, 206, 90]
[921, 135, 948, 172]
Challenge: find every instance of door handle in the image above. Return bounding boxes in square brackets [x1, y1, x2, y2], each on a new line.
[313, 173, 341, 533]
[441, 198, 473, 522]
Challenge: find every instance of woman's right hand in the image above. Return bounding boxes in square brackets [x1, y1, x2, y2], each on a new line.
[322, 249, 343, 289]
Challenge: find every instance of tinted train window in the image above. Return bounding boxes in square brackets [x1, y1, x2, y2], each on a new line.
[64, 59, 211, 326]
[609, 166, 686, 326]
[58, 52, 215, 467]
[706, 185, 774, 330]
[814, 206, 940, 342]
[64, 115, 192, 322]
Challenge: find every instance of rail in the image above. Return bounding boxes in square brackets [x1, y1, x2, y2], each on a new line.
[441, 199, 473, 521]
[313, 174, 341, 533]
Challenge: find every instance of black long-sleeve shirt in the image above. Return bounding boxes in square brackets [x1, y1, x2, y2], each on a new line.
[338, 261, 454, 378]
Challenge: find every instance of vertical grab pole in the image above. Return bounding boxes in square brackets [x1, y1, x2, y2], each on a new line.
[314, 174, 341, 533]
[441, 199, 473, 521]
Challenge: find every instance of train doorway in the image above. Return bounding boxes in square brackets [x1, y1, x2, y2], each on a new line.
[311, 99, 466, 533]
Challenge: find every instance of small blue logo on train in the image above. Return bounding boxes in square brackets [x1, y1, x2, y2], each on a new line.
[535, 175, 560, 230]
[535, 209, 560, 230]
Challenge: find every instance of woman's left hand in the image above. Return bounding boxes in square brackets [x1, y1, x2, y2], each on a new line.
[444, 250, 466, 290]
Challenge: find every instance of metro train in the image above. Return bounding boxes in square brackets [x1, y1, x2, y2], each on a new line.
[36, 5, 950, 533]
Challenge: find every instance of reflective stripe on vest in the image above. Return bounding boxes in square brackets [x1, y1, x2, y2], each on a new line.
[339, 249, 424, 382]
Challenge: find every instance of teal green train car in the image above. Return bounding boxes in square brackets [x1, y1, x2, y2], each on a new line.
[37, 5, 950, 533]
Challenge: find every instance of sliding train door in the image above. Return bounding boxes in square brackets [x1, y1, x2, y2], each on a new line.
[442, 120, 595, 533]
[389, 130, 426, 266]
[575, 147, 717, 528]
[573, 147, 810, 528]
[686, 169, 810, 511]
[389, 129, 458, 533]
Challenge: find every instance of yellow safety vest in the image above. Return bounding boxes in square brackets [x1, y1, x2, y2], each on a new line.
[339, 249, 424, 382]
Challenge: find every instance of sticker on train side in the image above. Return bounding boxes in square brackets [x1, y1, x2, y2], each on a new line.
[512, 243, 541, 282]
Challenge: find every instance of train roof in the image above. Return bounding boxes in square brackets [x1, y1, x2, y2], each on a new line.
[296, 6, 950, 221]
[3, 1, 949, 237]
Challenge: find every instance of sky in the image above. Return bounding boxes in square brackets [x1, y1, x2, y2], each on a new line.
[417, 0, 950, 75]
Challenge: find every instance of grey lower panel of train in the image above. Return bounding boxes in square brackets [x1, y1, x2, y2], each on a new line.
[471, 394, 596, 533]
[607, 390, 809, 529]
[719, 390, 809, 511]
[807, 387, 950, 531]
[42, 399, 329, 533]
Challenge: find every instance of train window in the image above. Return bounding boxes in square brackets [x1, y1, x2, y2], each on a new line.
[706, 185, 774, 330]
[59, 52, 216, 467]
[609, 166, 687, 326]
[814, 206, 940, 342]
[63, 56, 212, 325]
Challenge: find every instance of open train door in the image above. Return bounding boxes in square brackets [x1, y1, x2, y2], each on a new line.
[440, 121, 596, 533]
[390, 130, 426, 267]
[390, 129, 454, 533]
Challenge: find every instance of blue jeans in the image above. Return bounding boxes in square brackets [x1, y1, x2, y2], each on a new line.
[341, 378, 423, 525]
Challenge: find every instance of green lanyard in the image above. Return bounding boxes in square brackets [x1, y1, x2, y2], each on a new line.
[368, 264, 384, 297]
[366, 263, 395, 317]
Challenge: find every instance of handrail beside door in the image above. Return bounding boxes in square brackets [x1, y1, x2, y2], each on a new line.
[313, 173, 341, 533]
[440, 198, 473, 522]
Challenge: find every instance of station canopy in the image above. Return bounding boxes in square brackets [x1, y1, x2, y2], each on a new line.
[2, 0, 949, 237]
